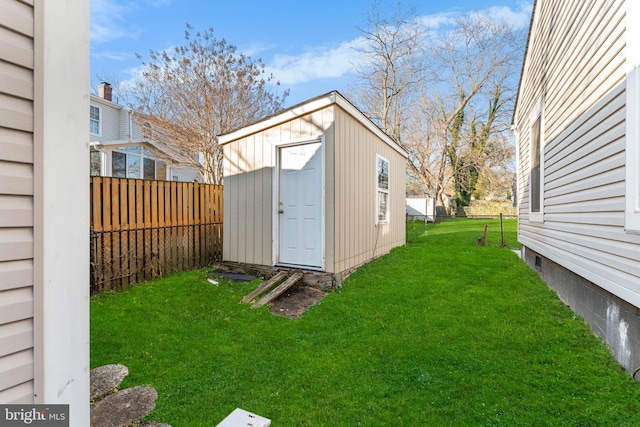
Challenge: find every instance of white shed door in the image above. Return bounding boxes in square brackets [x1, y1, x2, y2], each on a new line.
[278, 142, 323, 268]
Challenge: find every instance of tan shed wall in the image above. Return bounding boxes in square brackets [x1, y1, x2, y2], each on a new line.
[514, 0, 640, 305]
[223, 102, 406, 274]
[332, 107, 406, 274]
[0, 0, 35, 403]
[223, 107, 333, 267]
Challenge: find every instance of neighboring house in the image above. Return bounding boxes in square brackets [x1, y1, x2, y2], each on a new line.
[90, 84, 202, 182]
[0, 0, 89, 424]
[513, 0, 640, 373]
[220, 91, 407, 280]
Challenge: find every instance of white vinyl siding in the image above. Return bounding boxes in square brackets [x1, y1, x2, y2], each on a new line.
[515, 0, 640, 307]
[0, 0, 35, 403]
[625, 1, 640, 231]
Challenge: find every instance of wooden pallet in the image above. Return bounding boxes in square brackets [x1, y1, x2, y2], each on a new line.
[252, 272, 304, 309]
[239, 271, 287, 304]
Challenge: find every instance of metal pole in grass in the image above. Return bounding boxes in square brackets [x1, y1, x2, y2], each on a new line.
[500, 213, 505, 247]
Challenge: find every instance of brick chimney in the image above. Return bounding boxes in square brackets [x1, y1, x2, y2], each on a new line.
[98, 82, 112, 102]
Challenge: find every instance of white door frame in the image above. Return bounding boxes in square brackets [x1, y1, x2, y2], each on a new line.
[272, 136, 325, 270]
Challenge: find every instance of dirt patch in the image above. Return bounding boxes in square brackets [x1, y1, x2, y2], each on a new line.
[269, 285, 328, 319]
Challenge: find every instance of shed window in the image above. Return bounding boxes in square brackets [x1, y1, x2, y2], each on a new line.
[377, 155, 390, 223]
[90, 105, 101, 135]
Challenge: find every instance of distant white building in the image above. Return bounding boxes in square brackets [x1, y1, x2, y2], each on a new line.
[406, 197, 435, 222]
[89, 83, 202, 182]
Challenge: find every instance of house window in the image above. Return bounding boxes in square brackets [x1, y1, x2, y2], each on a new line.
[90, 105, 101, 135]
[111, 146, 166, 180]
[377, 155, 390, 223]
[529, 107, 544, 223]
[90, 150, 104, 176]
[156, 161, 167, 180]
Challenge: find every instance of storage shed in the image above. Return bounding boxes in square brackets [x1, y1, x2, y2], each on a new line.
[219, 91, 407, 282]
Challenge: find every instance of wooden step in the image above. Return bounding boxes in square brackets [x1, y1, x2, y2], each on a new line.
[252, 272, 304, 309]
[239, 271, 287, 304]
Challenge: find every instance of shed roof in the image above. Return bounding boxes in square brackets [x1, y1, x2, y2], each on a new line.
[218, 91, 408, 158]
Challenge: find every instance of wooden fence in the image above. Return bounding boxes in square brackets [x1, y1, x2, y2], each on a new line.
[90, 177, 223, 294]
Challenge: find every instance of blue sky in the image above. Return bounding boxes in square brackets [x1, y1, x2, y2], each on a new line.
[90, 0, 533, 107]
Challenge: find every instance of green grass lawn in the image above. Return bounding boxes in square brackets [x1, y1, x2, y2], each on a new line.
[91, 218, 640, 426]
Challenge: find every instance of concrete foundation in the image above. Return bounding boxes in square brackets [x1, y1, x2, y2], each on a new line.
[522, 246, 640, 377]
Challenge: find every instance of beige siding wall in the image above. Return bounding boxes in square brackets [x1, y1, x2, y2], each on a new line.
[515, 0, 640, 304]
[223, 108, 332, 267]
[223, 102, 406, 274]
[0, 0, 35, 403]
[333, 107, 406, 273]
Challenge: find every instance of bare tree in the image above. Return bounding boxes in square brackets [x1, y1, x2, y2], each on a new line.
[425, 14, 522, 212]
[130, 25, 288, 184]
[354, 7, 524, 214]
[352, 2, 424, 143]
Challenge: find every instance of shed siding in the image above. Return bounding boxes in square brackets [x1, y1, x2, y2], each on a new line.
[0, 0, 35, 402]
[515, 0, 640, 305]
[223, 108, 331, 267]
[333, 108, 405, 273]
[223, 99, 406, 275]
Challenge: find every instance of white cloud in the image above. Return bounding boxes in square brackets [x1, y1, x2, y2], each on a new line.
[418, 12, 457, 29]
[419, 2, 533, 32]
[266, 39, 365, 85]
[240, 42, 278, 59]
[264, 2, 532, 86]
[90, 0, 142, 44]
[476, 2, 533, 29]
[91, 51, 131, 61]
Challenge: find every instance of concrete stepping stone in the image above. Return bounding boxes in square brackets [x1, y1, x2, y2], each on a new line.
[90, 385, 158, 427]
[90, 364, 128, 400]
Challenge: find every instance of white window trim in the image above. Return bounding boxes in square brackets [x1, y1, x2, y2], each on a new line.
[90, 105, 101, 136]
[376, 154, 390, 224]
[626, 1, 640, 232]
[529, 100, 544, 223]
